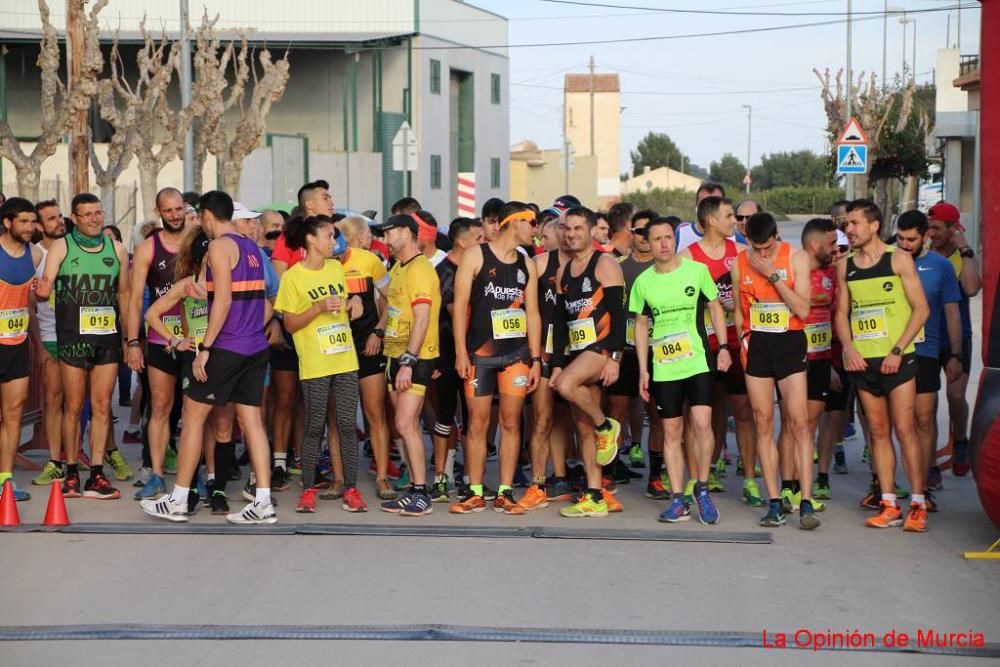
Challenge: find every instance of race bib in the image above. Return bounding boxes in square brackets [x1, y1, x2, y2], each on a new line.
[626, 318, 636, 346]
[79, 306, 116, 336]
[851, 307, 888, 341]
[805, 322, 832, 353]
[0, 308, 28, 339]
[750, 302, 790, 333]
[162, 315, 184, 339]
[568, 317, 597, 352]
[316, 322, 353, 356]
[192, 326, 207, 347]
[652, 331, 694, 364]
[703, 308, 735, 336]
[491, 308, 527, 340]
[385, 306, 401, 338]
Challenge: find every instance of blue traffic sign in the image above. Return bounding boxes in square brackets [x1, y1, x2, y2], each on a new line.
[837, 144, 868, 174]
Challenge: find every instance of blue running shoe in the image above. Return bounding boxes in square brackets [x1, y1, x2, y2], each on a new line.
[513, 466, 531, 488]
[695, 488, 720, 525]
[380, 493, 410, 514]
[399, 492, 433, 517]
[658, 497, 691, 523]
[1, 481, 31, 502]
[133, 473, 166, 500]
[759, 499, 786, 527]
[842, 422, 857, 440]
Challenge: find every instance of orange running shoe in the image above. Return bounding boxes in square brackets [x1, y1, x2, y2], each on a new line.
[519, 485, 549, 511]
[494, 490, 526, 515]
[450, 494, 486, 514]
[903, 502, 928, 532]
[603, 489, 623, 513]
[864, 500, 903, 528]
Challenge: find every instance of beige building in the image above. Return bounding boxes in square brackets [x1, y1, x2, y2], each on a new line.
[621, 165, 702, 196]
[564, 73, 620, 199]
[509, 140, 598, 209]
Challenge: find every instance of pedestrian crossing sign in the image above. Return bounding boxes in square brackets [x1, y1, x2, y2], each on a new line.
[837, 144, 868, 174]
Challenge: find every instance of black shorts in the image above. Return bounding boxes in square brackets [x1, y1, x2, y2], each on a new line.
[145, 342, 183, 376]
[849, 353, 918, 398]
[651, 371, 714, 419]
[806, 359, 832, 402]
[433, 367, 462, 432]
[58, 341, 122, 370]
[607, 351, 640, 397]
[745, 330, 807, 381]
[269, 344, 299, 373]
[916, 355, 942, 394]
[357, 351, 388, 380]
[184, 348, 268, 407]
[939, 335, 972, 376]
[825, 365, 850, 412]
[466, 349, 531, 398]
[0, 341, 30, 382]
[714, 351, 747, 395]
[386, 356, 435, 396]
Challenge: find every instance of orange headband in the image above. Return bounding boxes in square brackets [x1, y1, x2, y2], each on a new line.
[411, 213, 438, 242]
[499, 210, 535, 227]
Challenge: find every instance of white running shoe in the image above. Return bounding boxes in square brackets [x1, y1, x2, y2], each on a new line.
[226, 501, 278, 525]
[140, 496, 189, 522]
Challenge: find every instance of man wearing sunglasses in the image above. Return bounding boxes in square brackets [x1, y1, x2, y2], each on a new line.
[676, 182, 749, 253]
[735, 199, 760, 238]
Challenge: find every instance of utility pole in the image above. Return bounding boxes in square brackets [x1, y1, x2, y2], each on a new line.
[67, 0, 89, 195]
[180, 0, 194, 192]
[912, 20, 917, 84]
[900, 14, 911, 80]
[882, 0, 887, 90]
[741, 104, 752, 194]
[845, 0, 854, 200]
[957, 4, 962, 52]
[588, 55, 595, 158]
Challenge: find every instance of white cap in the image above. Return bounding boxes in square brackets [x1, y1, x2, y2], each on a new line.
[232, 202, 261, 221]
[836, 229, 849, 247]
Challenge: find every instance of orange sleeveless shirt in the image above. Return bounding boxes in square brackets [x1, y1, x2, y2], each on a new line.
[736, 241, 804, 334]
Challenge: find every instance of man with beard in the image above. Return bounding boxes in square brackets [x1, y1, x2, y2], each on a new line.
[127, 188, 189, 500]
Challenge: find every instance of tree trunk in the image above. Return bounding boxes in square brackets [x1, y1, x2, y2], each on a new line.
[901, 175, 918, 212]
[874, 178, 892, 240]
[220, 158, 241, 198]
[98, 178, 116, 224]
[193, 148, 205, 194]
[138, 165, 159, 224]
[15, 164, 40, 201]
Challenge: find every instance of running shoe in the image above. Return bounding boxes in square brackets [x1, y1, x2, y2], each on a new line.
[608, 458, 632, 485]
[603, 489, 623, 513]
[812, 448, 819, 464]
[658, 497, 691, 523]
[865, 501, 903, 528]
[375, 479, 397, 501]
[271, 466, 290, 492]
[486, 443, 498, 460]
[628, 443, 645, 468]
[799, 500, 821, 531]
[546, 480, 573, 502]
[519, 485, 549, 511]
[925, 491, 938, 513]
[559, 494, 608, 518]
[133, 473, 166, 501]
[645, 478, 670, 500]
[659, 470, 672, 494]
[186, 488, 201, 514]
[694, 488, 720, 525]
[894, 485, 910, 499]
[399, 492, 433, 517]
[368, 459, 403, 480]
[842, 422, 857, 440]
[342, 487, 368, 512]
[288, 457, 302, 476]
[210, 490, 230, 516]
[320, 481, 345, 500]
[0, 481, 30, 502]
[196, 469, 208, 506]
[380, 493, 408, 514]
[780, 488, 797, 514]
[809, 498, 826, 512]
[594, 418, 621, 466]
[602, 475, 617, 494]
[833, 446, 848, 474]
[393, 466, 411, 491]
[122, 429, 142, 445]
[926, 467, 943, 492]
[482, 485, 497, 501]
[242, 478, 256, 502]
[32, 461, 65, 486]
[953, 440, 971, 477]
[140, 495, 188, 522]
[105, 450, 133, 481]
[450, 494, 486, 514]
[296, 488, 317, 513]
[861, 444, 871, 465]
[714, 456, 726, 477]
[513, 466, 531, 489]
[133, 466, 152, 488]
[707, 470, 725, 493]
[683, 478, 695, 505]
[494, 490, 526, 515]
[62, 473, 81, 499]
[859, 488, 880, 510]
[83, 473, 120, 499]
[759, 500, 786, 527]
[227, 501, 278, 525]
[742, 480, 765, 507]
[163, 447, 178, 475]
[430, 475, 450, 503]
[902, 502, 928, 532]
[736, 456, 744, 476]
[813, 481, 831, 500]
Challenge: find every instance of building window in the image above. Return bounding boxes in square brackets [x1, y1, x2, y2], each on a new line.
[430, 59, 441, 94]
[431, 155, 442, 189]
[491, 73, 501, 105]
[491, 157, 501, 189]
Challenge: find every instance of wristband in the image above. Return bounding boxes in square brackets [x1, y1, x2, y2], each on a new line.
[609, 351, 623, 363]
[198, 343, 212, 353]
[398, 352, 419, 367]
[126, 339, 141, 348]
[530, 356, 542, 364]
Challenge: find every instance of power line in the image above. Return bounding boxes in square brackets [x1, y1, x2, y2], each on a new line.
[534, 0, 980, 18]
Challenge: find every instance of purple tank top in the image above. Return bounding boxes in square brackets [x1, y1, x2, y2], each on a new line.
[206, 233, 268, 355]
[146, 231, 181, 345]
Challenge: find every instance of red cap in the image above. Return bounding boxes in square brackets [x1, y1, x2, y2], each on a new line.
[928, 202, 963, 230]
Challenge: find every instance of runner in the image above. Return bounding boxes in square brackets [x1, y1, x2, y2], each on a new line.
[141, 191, 276, 524]
[606, 202, 635, 257]
[675, 182, 725, 252]
[273, 215, 366, 514]
[732, 212, 819, 530]
[414, 211, 448, 267]
[429, 217, 483, 502]
[126, 187, 188, 500]
[30, 200, 68, 487]
[376, 214, 441, 517]
[481, 198, 503, 243]
[0, 198, 43, 501]
[632, 218, 731, 523]
[926, 202, 981, 478]
[834, 199, 929, 531]
[895, 209, 963, 512]
[734, 199, 760, 238]
[37, 193, 129, 500]
[549, 206, 627, 518]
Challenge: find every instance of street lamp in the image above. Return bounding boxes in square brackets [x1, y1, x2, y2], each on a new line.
[741, 104, 752, 194]
[900, 13, 915, 83]
[885, 5, 905, 89]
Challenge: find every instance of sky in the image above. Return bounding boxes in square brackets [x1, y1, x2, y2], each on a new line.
[466, 0, 982, 174]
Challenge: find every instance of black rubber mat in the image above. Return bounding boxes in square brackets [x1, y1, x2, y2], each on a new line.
[0, 623, 995, 657]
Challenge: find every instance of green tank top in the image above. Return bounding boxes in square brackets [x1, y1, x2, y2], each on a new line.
[846, 246, 914, 359]
[54, 233, 121, 348]
[183, 293, 209, 347]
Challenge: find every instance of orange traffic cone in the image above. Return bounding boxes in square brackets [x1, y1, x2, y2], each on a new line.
[43, 480, 69, 527]
[0, 479, 21, 527]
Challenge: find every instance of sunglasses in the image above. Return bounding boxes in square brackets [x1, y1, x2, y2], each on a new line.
[735, 214, 751, 222]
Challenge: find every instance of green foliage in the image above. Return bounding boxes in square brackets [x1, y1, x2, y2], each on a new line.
[622, 188, 696, 218]
[756, 186, 846, 215]
[628, 131, 708, 178]
[868, 83, 934, 184]
[751, 150, 834, 189]
[708, 153, 747, 193]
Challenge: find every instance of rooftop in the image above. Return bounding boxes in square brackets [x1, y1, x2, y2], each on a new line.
[565, 73, 620, 93]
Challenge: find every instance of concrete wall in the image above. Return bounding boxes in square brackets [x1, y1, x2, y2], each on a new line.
[621, 166, 701, 196]
[565, 89, 620, 198]
[936, 49, 969, 113]
[510, 151, 599, 210]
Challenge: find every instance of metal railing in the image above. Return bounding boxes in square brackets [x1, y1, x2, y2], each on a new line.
[959, 55, 980, 77]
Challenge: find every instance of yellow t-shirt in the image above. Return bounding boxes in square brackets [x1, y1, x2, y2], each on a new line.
[384, 254, 440, 360]
[273, 259, 359, 380]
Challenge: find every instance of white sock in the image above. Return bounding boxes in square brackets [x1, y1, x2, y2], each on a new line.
[255, 486, 271, 505]
[444, 449, 455, 482]
[274, 453, 287, 471]
[911, 493, 925, 506]
[207, 473, 216, 482]
[169, 486, 190, 505]
[881, 493, 897, 505]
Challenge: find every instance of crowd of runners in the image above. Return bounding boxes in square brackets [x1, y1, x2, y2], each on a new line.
[0, 180, 980, 531]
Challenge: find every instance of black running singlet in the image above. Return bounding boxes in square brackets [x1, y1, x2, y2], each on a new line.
[560, 251, 611, 354]
[467, 243, 529, 358]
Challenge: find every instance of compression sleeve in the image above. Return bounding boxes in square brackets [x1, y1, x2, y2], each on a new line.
[604, 285, 626, 352]
[551, 294, 570, 368]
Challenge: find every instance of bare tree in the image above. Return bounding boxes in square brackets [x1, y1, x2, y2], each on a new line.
[0, 0, 107, 200]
